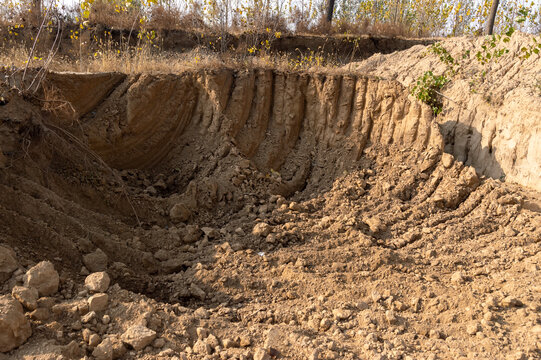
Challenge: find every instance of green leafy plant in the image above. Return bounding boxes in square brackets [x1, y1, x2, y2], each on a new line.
[429, 42, 459, 74]
[474, 27, 513, 65]
[519, 37, 541, 60]
[410, 70, 449, 115]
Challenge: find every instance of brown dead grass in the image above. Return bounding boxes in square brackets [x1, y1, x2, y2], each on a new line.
[0, 42, 343, 76]
[148, 4, 207, 32]
[87, 1, 140, 30]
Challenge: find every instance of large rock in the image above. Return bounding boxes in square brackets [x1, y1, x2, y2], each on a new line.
[0, 295, 32, 352]
[121, 325, 156, 351]
[85, 272, 111, 293]
[11, 286, 38, 310]
[88, 293, 109, 312]
[0, 245, 18, 282]
[83, 249, 108, 272]
[92, 337, 114, 360]
[23, 261, 59, 296]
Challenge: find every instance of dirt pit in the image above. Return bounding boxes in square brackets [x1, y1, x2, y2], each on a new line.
[0, 68, 540, 360]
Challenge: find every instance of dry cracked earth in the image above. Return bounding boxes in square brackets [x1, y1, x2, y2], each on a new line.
[1, 35, 541, 360]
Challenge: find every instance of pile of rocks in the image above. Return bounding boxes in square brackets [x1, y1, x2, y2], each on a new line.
[1, 255, 59, 352]
[0, 247, 165, 359]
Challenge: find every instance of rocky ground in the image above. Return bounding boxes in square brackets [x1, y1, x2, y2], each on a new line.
[0, 34, 540, 360]
[1, 144, 540, 360]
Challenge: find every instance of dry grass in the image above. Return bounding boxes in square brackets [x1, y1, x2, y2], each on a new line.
[148, 4, 207, 31]
[334, 20, 415, 37]
[0, 41, 342, 76]
[87, 1, 140, 29]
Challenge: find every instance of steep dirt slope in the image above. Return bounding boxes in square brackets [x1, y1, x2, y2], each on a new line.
[0, 68, 539, 360]
[348, 32, 541, 192]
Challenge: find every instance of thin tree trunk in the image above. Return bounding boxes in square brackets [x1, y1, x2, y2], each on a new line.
[32, 0, 42, 27]
[326, 0, 335, 23]
[486, 0, 500, 35]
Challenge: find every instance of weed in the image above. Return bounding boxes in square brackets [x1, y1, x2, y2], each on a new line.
[410, 71, 449, 115]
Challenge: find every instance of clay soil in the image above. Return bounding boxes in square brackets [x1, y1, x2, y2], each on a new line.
[0, 35, 540, 360]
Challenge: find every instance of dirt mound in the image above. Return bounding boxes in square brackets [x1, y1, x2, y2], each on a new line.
[0, 68, 540, 359]
[348, 32, 541, 192]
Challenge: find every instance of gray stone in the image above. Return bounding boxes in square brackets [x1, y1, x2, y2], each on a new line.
[332, 308, 352, 321]
[501, 296, 523, 308]
[451, 271, 466, 284]
[441, 153, 454, 168]
[190, 283, 206, 300]
[254, 348, 271, 360]
[205, 334, 220, 349]
[264, 326, 281, 349]
[152, 338, 166, 348]
[89, 333, 101, 347]
[466, 322, 481, 335]
[161, 258, 184, 274]
[222, 338, 238, 348]
[170, 203, 191, 223]
[28, 307, 49, 321]
[82, 311, 97, 323]
[183, 225, 202, 244]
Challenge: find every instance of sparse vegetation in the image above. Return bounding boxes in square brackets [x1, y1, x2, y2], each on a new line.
[1, 0, 540, 67]
[411, 14, 541, 113]
[411, 70, 449, 114]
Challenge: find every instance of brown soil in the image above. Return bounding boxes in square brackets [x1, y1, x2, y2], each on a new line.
[348, 32, 541, 192]
[0, 48, 540, 359]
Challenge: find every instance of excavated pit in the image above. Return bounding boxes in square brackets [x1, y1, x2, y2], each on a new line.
[0, 69, 537, 292]
[0, 69, 453, 290]
[1, 68, 540, 359]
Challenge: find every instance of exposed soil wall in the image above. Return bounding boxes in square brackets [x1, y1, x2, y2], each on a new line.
[45, 70, 441, 174]
[349, 32, 541, 192]
[0, 67, 540, 359]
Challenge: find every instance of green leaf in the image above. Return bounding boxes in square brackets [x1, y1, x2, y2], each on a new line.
[505, 27, 515, 37]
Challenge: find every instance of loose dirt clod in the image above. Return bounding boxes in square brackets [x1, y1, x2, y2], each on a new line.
[0, 246, 18, 283]
[0, 295, 32, 352]
[85, 272, 111, 293]
[121, 325, 157, 351]
[11, 286, 38, 311]
[23, 261, 59, 297]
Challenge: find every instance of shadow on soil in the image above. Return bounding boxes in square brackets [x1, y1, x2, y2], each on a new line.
[439, 120, 505, 181]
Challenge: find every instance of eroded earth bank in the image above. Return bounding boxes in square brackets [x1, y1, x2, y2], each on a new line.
[0, 57, 540, 360]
